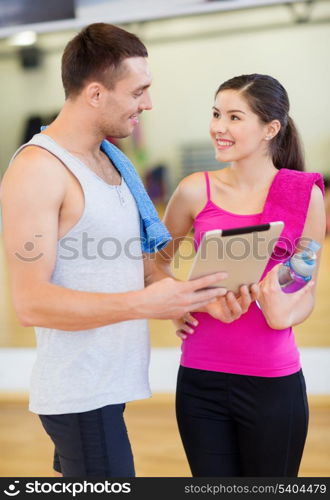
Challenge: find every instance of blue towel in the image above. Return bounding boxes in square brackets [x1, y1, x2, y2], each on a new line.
[100, 140, 171, 253]
[40, 127, 171, 253]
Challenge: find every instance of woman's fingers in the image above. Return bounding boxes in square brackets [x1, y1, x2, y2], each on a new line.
[176, 329, 187, 340]
[293, 280, 315, 300]
[204, 286, 259, 323]
[180, 322, 194, 334]
[226, 292, 243, 318]
[220, 285, 258, 321]
[262, 263, 282, 290]
[184, 312, 198, 327]
[176, 312, 199, 340]
[237, 285, 252, 313]
[216, 294, 238, 322]
[250, 283, 260, 301]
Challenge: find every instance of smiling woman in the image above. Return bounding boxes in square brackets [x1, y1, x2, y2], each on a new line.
[213, 74, 304, 172]
[210, 90, 274, 163]
[156, 73, 326, 477]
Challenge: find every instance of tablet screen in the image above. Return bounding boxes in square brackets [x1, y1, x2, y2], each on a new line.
[188, 221, 284, 294]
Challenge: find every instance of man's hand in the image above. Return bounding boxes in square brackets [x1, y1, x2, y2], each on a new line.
[135, 272, 228, 320]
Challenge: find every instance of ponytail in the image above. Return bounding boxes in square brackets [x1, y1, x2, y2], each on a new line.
[272, 116, 305, 172]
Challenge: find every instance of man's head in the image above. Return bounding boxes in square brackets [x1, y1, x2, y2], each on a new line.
[62, 23, 148, 98]
[61, 23, 152, 138]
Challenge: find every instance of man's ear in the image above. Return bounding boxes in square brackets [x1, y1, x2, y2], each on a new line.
[84, 82, 104, 108]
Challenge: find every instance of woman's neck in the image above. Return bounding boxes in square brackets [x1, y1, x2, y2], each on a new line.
[224, 156, 278, 191]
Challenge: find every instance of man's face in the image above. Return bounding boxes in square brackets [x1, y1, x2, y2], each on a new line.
[100, 57, 152, 138]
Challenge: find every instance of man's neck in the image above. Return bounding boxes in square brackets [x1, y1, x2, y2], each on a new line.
[42, 101, 104, 157]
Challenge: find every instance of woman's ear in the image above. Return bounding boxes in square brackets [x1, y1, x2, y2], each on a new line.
[265, 119, 281, 141]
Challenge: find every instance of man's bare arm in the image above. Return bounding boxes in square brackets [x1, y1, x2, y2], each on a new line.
[1, 148, 227, 331]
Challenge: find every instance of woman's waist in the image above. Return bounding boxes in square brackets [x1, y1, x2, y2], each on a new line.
[183, 306, 295, 357]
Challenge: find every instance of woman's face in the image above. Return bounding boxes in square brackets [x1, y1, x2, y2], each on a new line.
[209, 89, 270, 164]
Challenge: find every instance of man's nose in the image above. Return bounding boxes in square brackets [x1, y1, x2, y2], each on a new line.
[140, 91, 153, 111]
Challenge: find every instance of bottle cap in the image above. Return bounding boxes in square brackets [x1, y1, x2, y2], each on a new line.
[290, 239, 319, 277]
[307, 239, 320, 253]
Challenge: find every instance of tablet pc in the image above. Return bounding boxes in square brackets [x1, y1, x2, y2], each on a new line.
[188, 221, 284, 294]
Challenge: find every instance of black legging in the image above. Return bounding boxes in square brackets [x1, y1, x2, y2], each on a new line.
[176, 366, 309, 477]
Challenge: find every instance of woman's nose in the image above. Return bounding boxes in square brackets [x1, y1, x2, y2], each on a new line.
[212, 118, 227, 135]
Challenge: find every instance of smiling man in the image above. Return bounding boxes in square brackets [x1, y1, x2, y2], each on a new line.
[0, 23, 227, 477]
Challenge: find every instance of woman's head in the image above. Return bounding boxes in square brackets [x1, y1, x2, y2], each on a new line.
[213, 74, 304, 171]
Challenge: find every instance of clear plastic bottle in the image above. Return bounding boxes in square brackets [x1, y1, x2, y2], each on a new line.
[278, 240, 320, 293]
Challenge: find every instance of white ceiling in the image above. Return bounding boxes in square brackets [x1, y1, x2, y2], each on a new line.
[0, 0, 311, 39]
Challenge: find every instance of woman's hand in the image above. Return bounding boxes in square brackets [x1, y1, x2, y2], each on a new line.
[173, 312, 199, 340]
[173, 284, 258, 340]
[204, 284, 259, 323]
[257, 264, 315, 329]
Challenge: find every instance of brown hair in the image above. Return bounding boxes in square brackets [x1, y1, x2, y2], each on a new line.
[62, 23, 148, 98]
[216, 74, 304, 171]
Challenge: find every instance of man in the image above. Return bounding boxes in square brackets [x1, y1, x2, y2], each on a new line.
[0, 23, 226, 477]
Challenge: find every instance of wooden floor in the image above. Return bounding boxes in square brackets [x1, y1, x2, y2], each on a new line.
[0, 395, 329, 477]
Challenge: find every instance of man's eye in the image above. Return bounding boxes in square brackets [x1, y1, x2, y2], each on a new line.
[134, 91, 143, 98]
[213, 111, 220, 118]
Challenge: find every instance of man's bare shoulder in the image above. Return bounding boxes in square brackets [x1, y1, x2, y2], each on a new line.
[5, 145, 67, 179]
[1, 146, 67, 203]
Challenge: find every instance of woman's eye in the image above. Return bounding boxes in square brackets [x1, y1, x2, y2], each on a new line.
[133, 91, 143, 98]
[231, 115, 239, 120]
[213, 111, 220, 118]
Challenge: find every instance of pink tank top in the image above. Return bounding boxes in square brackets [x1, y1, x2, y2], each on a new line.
[180, 169, 324, 377]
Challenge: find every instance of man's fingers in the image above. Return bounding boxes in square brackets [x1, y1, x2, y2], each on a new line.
[186, 298, 217, 312]
[188, 272, 228, 291]
[192, 286, 227, 304]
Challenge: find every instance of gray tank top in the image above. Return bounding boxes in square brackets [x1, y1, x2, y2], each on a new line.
[12, 133, 151, 414]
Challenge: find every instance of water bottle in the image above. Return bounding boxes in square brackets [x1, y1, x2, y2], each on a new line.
[278, 240, 320, 293]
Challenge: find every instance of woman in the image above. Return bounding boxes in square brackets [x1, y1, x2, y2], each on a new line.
[156, 74, 325, 477]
